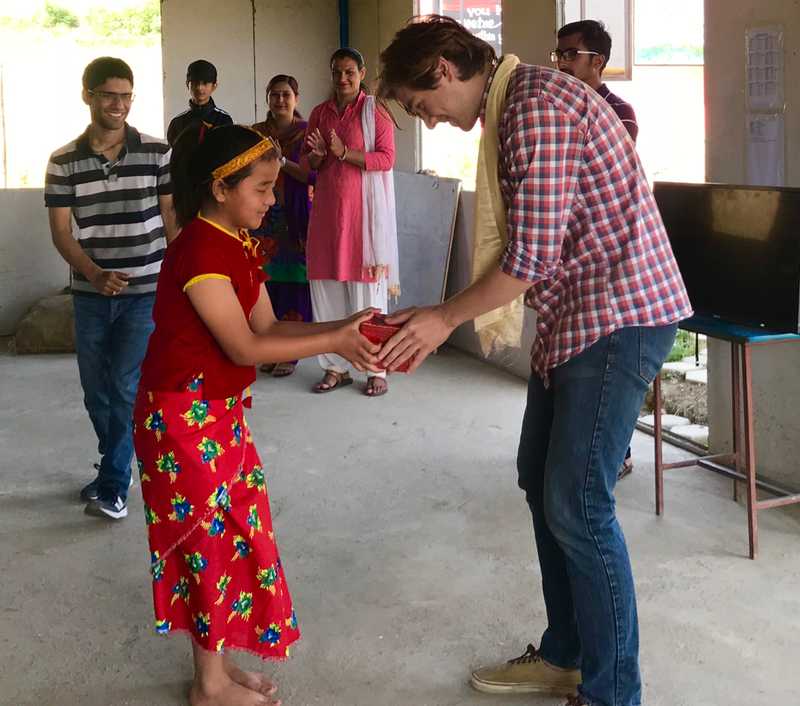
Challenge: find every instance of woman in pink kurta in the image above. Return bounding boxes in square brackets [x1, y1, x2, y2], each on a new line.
[302, 47, 397, 397]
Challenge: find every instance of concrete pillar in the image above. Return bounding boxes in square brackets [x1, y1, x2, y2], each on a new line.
[503, 0, 558, 66]
[349, 0, 418, 173]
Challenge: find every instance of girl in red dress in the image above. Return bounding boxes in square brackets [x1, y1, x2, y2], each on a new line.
[134, 124, 380, 706]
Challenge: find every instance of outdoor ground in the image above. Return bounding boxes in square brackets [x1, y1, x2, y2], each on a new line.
[1, 346, 799, 706]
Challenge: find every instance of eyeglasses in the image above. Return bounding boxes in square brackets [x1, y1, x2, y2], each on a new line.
[89, 90, 135, 104]
[550, 48, 600, 63]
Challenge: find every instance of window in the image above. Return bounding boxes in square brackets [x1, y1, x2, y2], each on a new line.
[417, 0, 704, 187]
[437, 1, 502, 55]
[558, 0, 705, 184]
[635, 0, 703, 65]
[417, 1, 502, 190]
[0, 1, 163, 189]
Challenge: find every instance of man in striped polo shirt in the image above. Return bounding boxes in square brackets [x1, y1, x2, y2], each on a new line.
[554, 20, 639, 481]
[45, 57, 176, 520]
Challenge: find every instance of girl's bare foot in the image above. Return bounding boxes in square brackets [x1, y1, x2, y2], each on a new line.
[224, 655, 278, 696]
[189, 678, 280, 706]
[191, 642, 279, 706]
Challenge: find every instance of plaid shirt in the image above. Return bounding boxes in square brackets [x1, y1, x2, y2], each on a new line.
[486, 62, 692, 380]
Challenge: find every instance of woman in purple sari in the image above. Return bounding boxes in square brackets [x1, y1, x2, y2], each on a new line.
[252, 75, 315, 377]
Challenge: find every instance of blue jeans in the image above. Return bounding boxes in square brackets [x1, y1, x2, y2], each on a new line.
[517, 324, 677, 706]
[73, 294, 155, 502]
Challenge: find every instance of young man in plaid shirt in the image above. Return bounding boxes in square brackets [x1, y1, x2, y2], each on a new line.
[377, 15, 691, 706]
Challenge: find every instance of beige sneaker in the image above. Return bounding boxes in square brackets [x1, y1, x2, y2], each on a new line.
[470, 643, 581, 695]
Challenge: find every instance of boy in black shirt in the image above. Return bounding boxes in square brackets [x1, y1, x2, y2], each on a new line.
[166, 59, 232, 145]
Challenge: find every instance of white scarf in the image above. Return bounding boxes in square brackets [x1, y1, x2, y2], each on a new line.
[361, 95, 400, 299]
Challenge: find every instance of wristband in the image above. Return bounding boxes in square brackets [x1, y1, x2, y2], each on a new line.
[339, 145, 348, 161]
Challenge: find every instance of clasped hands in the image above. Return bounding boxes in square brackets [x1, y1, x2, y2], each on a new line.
[305, 128, 347, 161]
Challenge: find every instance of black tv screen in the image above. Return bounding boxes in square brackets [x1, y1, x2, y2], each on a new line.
[653, 182, 800, 334]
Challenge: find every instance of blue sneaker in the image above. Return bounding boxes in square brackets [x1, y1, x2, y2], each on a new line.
[85, 495, 128, 520]
[79, 463, 133, 502]
[79, 464, 102, 502]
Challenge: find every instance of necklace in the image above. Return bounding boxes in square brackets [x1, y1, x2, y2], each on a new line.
[91, 140, 125, 161]
[484, 57, 501, 95]
[89, 130, 125, 156]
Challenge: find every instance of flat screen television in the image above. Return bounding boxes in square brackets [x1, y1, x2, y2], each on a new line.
[653, 181, 800, 334]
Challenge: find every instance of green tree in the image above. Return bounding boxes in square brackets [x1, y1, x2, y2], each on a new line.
[87, 0, 160, 38]
[44, 3, 80, 29]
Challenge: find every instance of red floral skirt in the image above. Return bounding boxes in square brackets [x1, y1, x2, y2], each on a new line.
[133, 382, 299, 659]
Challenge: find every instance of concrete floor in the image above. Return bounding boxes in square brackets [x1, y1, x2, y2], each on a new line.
[1, 345, 799, 706]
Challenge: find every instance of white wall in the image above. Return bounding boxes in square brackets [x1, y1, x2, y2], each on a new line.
[161, 0, 339, 129]
[349, 0, 419, 173]
[0, 190, 69, 335]
[705, 0, 800, 488]
[253, 1, 340, 125]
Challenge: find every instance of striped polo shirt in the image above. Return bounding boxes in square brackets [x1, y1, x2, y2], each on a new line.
[44, 125, 172, 296]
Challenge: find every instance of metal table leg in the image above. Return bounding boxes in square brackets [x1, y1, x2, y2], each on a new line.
[741, 342, 758, 559]
[654, 373, 664, 516]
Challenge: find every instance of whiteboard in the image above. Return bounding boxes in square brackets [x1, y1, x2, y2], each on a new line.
[391, 171, 462, 313]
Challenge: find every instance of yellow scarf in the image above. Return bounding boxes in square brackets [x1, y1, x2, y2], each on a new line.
[470, 54, 522, 355]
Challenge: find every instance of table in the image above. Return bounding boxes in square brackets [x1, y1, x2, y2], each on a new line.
[653, 314, 800, 558]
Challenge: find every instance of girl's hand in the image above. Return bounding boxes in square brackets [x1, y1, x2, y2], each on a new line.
[334, 308, 382, 372]
[306, 128, 327, 159]
[329, 129, 346, 159]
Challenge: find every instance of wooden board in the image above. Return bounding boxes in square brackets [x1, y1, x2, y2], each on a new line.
[391, 171, 462, 313]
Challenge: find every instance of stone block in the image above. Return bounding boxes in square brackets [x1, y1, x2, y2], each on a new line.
[671, 424, 709, 446]
[682, 354, 707, 366]
[685, 368, 708, 384]
[638, 413, 691, 430]
[662, 361, 697, 374]
[12, 294, 75, 354]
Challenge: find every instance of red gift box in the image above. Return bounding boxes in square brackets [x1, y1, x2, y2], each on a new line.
[359, 313, 411, 372]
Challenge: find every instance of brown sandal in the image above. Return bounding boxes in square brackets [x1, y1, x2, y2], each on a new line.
[272, 362, 297, 378]
[312, 370, 353, 394]
[364, 376, 388, 397]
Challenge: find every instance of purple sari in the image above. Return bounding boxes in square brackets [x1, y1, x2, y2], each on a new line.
[251, 118, 314, 331]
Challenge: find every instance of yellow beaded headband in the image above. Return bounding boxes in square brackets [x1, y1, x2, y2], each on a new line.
[211, 133, 278, 180]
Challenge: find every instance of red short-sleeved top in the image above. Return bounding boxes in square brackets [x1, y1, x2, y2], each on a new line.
[139, 215, 266, 399]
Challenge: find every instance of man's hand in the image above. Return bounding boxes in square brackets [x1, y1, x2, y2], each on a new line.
[381, 305, 455, 373]
[333, 308, 383, 373]
[90, 270, 129, 296]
